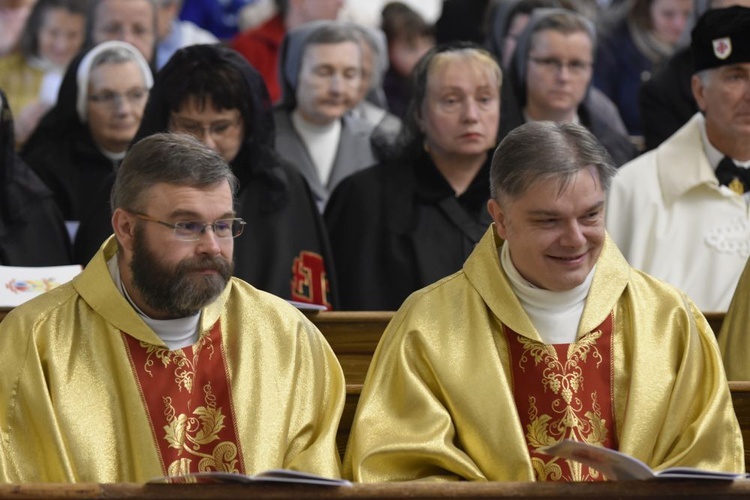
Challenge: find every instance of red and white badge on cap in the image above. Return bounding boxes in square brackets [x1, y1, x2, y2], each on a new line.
[713, 37, 732, 60]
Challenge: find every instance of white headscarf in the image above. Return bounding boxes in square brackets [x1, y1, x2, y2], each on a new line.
[75, 40, 154, 123]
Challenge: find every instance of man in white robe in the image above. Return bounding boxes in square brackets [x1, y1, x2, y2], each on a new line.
[606, 6, 750, 312]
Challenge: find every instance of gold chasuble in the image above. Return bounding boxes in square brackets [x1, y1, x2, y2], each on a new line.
[0, 237, 345, 483]
[719, 257, 750, 380]
[344, 226, 743, 482]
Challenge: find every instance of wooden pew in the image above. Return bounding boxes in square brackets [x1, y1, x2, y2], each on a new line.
[304, 311, 393, 385]
[2, 479, 750, 499]
[730, 381, 750, 470]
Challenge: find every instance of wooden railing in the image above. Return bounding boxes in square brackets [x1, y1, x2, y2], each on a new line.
[1, 480, 749, 499]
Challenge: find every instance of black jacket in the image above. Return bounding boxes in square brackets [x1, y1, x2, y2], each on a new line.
[325, 150, 492, 311]
[0, 89, 71, 265]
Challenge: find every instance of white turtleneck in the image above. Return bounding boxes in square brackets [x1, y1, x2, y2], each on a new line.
[107, 255, 200, 350]
[291, 110, 341, 186]
[500, 242, 595, 345]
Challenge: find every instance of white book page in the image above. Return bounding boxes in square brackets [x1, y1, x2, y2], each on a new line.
[539, 440, 743, 481]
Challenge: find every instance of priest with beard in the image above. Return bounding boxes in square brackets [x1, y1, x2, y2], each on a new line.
[0, 133, 345, 483]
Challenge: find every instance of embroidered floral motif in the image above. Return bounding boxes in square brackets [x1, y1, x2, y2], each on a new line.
[123, 321, 245, 476]
[506, 315, 615, 482]
[516, 331, 605, 446]
[163, 382, 239, 473]
[139, 334, 215, 392]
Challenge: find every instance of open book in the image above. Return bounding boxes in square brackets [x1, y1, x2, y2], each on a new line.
[148, 469, 352, 486]
[0, 265, 81, 307]
[539, 440, 745, 481]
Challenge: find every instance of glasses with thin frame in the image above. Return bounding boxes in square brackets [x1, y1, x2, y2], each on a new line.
[169, 117, 242, 140]
[529, 57, 592, 75]
[132, 212, 246, 241]
[88, 88, 149, 109]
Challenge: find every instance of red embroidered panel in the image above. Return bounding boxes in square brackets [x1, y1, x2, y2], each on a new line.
[291, 250, 331, 308]
[123, 320, 245, 475]
[505, 314, 616, 481]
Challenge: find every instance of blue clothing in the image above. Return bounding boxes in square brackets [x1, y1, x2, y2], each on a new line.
[156, 19, 218, 69]
[594, 21, 654, 136]
[179, 0, 256, 40]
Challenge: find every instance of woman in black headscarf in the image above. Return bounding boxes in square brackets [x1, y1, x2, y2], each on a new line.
[75, 44, 337, 309]
[0, 88, 71, 265]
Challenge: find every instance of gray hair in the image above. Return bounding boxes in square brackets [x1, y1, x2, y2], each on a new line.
[490, 121, 616, 201]
[111, 133, 239, 212]
[76, 40, 154, 122]
[279, 20, 362, 108]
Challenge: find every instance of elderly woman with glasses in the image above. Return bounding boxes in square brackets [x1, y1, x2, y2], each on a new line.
[21, 40, 153, 230]
[498, 8, 635, 166]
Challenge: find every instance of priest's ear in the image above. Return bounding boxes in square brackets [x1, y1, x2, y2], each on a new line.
[111, 208, 138, 254]
[487, 198, 509, 240]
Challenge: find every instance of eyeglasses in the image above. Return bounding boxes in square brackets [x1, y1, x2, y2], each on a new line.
[132, 212, 246, 241]
[529, 57, 592, 75]
[88, 88, 149, 109]
[169, 117, 242, 140]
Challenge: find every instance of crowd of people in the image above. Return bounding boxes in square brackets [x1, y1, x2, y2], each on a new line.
[1, 0, 750, 486]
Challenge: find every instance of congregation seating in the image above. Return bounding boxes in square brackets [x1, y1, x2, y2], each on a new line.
[1, 308, 748, 470]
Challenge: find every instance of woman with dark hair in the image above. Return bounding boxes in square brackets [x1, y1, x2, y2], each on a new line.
[0, 88, 71, 265]
[325, 42, 501, 311]
[594, 0, 693, 135]
[0, 0, 87, 144]
[75, 44, 336, 308]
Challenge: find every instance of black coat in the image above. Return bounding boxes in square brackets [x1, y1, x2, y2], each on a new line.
[325, 151, 492, 311]
[0, 89, 71, 265]
[20, 52, 121, 222]
[639, 47, 697, 152]
[0, 162, 72, 266]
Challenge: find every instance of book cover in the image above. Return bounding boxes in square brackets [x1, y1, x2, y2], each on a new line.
[148, 469, 352, 486]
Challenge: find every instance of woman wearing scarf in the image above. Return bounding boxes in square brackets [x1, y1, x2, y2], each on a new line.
[499, 8, 636, 166]
[21, 40, 153, 228]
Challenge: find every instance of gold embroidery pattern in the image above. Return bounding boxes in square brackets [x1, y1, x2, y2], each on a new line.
[139, 335, 215, 392]
[517, 330, 607, 481]
[163, 381, 239, 474]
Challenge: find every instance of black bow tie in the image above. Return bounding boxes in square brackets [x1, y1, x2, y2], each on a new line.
[716, 156, 750, 195]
